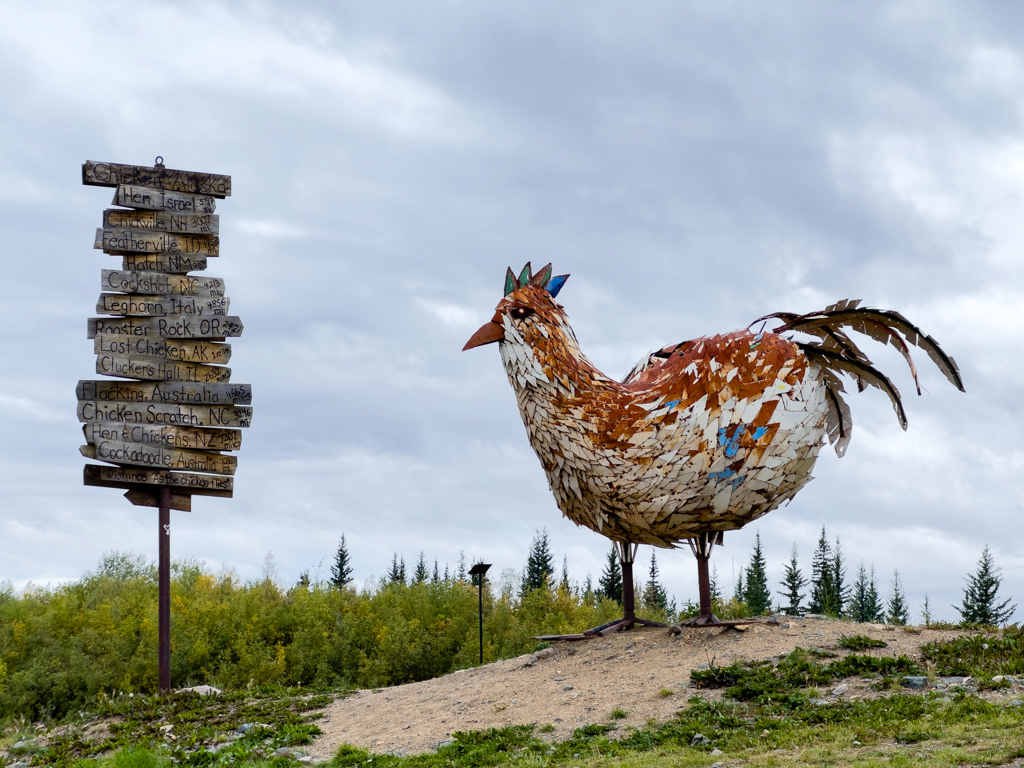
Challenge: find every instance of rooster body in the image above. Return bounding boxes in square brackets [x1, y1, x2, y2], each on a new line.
[465, 264, 963, 550]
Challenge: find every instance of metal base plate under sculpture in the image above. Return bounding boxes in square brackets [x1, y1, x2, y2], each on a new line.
[533, 543, 668, 642]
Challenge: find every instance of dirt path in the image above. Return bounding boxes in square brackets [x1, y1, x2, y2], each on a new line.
[308, 618, 977, 760]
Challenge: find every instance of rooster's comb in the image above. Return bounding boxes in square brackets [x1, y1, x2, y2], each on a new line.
[504, 262, 569, 298]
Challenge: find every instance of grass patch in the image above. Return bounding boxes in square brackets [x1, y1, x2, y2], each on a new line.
[8, 628, 1024, 767]
[838, 634, 888, 651]
[690, 648, 921, 704]
[1, 686, 334, 767]
[321, 691, 1024, 768]
[657, 688, 673, 697]
[921, 625, 1024, 679]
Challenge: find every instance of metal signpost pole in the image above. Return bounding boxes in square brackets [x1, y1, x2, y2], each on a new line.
[158, 486, 171, 692]
[468, 563, 491, 665]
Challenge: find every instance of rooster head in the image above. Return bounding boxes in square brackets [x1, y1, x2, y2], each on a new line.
[463, 262, 570, 351]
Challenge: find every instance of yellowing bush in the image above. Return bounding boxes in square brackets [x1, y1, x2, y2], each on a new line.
[0, 553, 623, 721]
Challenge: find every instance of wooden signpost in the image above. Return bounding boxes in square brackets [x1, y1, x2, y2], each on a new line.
[80, 158, 248, 693]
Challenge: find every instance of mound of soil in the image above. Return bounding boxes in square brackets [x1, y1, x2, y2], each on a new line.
[308, 618, 982, 760]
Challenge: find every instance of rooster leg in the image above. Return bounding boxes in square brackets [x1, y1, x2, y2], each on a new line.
[670, 532, 775, 633]
[532, 541, 667, 642]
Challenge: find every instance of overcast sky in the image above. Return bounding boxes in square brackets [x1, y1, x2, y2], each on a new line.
[2, 1, 1023, 622]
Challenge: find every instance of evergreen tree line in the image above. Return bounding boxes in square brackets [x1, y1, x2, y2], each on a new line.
[329, 529, 679, 619]
[329, 526, 1016, 627]
[739, 527, 1015, 626]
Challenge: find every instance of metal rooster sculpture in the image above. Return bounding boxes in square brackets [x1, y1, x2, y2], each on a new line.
[464, 263, 964, 633]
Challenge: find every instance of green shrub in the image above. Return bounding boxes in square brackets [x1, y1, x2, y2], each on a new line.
[690, 648, 920, 703]
[921, 626, 1024, 678]
[838, 634, 888, 650]
[0, 552, 625, 722]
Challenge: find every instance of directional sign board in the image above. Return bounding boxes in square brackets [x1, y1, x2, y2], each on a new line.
[85, 422, 242, 451]
[102, 270, 225, 296]
[95, 334, 232, 364]
[78, 401, 253, 428]
[83, 464, 233, 497]
[96, 293, 229, 317]
[112, 184, 217, 213]
[122, 253, 208, 273]
[88, 314, 244, 339]
[96, 354, 231, 383]
[76, 380, 251, 404]
[84, 161, 231, 197]
[81, 441, 237, 475]
[96, 228, 220, 256]
[103, 209, 219, 235]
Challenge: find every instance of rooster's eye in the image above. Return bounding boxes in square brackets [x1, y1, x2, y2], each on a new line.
[512, 306, 534, 319]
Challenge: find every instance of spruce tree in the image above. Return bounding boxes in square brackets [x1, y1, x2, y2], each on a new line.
[744, 532, 771, 615]
[413, 552, 428, 584]
[296, 570, 310, 590]
[734, 567, 745, 602]
[778, 544, 807, 616]
[867, 565, 883, 622]
[330, 533, 354, 588]
[457, 551, 467, 581]
[560, 555, 570, 592]
[774, 544, 806, 618]
[849, 562, 883, 623]
[887, 570, 909, 626]
[832, 537, 850, 616]
[432, 560, 440, 583]
[642, 550, 668, 612]
[598, 545, 623, 603]
[921, 593, 932, 627]
[709, 565, 722, 602]
[582, 574, 594, 603]
[387, 552, 406, 585]
[521, 528, 555, 593]
[956, 545, 1016, 625]
[809, 527, 838, 615]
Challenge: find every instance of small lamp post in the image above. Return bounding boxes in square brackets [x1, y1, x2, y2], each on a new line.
[468, 562, 492, 665]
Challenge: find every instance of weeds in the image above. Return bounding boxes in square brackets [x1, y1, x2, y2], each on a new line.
[324, 691, 1023, 767]
[690, 648, 921, 705]
[1, 686, 332, 767]
[921, 625, 1024, 680]
[837, 634, 888, 651]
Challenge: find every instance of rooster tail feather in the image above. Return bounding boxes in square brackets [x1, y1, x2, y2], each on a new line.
[823, 381, 853, 457]
[797, 344, 908, 430]
[756, 305, 964, 394]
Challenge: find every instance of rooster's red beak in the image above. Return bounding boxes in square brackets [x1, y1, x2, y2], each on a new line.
[463, 313, 505, 350]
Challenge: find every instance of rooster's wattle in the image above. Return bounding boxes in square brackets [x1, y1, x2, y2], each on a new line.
[464, 263, 963, 630]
